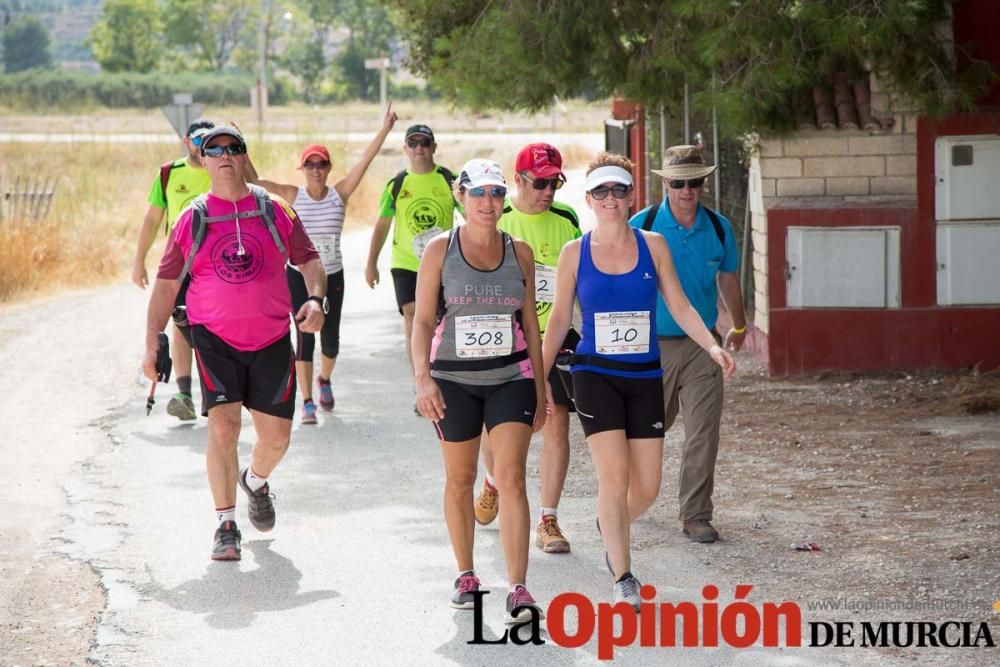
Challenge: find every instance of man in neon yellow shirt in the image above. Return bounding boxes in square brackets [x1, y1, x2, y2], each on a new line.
[365, 124, 456, 389]
[474, 143, 582, 555]
[132, 119, 214, 421]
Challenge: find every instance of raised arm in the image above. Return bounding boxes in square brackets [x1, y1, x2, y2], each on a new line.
[334, 102, 398, 203]
[244, 156, 299, 203]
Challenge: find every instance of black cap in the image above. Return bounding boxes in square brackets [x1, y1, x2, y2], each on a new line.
[405, 124, 434, 142]
[185, 119, 215, 137]
[198, 126, 246, 154]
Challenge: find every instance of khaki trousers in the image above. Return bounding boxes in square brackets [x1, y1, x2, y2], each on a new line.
[659, 337, 724, 522]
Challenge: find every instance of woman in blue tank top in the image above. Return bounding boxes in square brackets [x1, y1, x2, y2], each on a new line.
[411, 159, 547, 623]
[541, 153, 735, 611]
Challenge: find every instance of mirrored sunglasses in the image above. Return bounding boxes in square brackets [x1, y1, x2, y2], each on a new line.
[667, 177, 705, 190]
[467, 186, 507, 199]
[522, 173, 564, 191]
[203, 143, 247, 157]
[407, 137, 432, 148]
[589, 184, 632, 200]
[191, 135, 205, 147]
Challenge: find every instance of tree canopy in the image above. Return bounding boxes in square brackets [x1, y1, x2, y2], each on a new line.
[391, 0, 994, 137]
[1, 14, 54, 72]
[89, 0, 161, 73]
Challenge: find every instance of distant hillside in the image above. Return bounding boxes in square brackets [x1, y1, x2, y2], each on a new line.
[2, 0, 102, 69]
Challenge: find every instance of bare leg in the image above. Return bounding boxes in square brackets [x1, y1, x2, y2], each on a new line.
[401, 302, 416, 376]
[319, 354, 337, 381]
[173, 325, 193, 380]
[491, 422, 532, 585]
[206, 403, 242, 508]
[248, 409, 292, 478]
[539, 405, 570, 510]
[480, 427, 495, 478]
[627, 438, 664, 521]
[440, 436, 481, 572]
[587, 429, 631, 578]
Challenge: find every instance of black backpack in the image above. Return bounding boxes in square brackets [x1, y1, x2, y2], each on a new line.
[641, 203, 725, 245]
[177, 184, 287, 283]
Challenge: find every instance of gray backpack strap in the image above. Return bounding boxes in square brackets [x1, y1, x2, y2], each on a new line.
[177, 195, 209, 283]
[250, 184, 286, 255]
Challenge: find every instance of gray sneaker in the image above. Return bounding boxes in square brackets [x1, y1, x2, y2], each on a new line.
[211, 520, 242, 561]
[449, 572, 481, 610]
[613, 574, 641, 612]
[505, 585, 544, 624]
[166, 393, 196, 420]
[238, 468, 275, 532]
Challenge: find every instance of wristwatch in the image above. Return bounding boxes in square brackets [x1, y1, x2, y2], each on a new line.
[307, 295, 329, 314]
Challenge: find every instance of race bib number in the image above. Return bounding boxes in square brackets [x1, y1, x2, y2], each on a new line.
[455, 314, 513, 358]
[412, 228, 441, 260]
[534, 263, 556, 303]
[594, 311, 650, 354]
[310, 233, 339, 266]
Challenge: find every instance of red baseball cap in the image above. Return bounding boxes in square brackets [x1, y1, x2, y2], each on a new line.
[299, 144, 330, 167]
[515, 143, 563, 179]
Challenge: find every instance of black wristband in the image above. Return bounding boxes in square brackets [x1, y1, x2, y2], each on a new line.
[307, 295, 329, 314]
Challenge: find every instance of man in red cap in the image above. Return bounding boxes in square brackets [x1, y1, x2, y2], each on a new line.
[473, 143, 582, 555]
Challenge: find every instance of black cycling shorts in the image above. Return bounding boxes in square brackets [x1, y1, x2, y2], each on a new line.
[571, 371, 665, 439]
[390, 268, 417, 314]
[288, 267, 345, 360]
[548, 366, 575, 412]
[190, 325, 296, 419]
[432, 378, 537, 442]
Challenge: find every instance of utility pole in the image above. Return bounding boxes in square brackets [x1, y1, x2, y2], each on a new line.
[255, 0, 269, 130]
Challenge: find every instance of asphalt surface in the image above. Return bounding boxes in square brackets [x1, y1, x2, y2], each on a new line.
[2, 219, 861, 664]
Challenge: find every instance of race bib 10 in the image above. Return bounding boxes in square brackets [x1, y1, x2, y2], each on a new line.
[594, 311, 650, 354]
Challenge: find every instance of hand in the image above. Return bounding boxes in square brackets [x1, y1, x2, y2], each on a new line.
[365, 263, 379, 289]
[141, 348, 158, 381]
[532, 395, 547, 434]
[295, 300, 325, 333]
[132, 261, 148, 289]
[383, 101, 398, 132]
[709, 345, 736, 379]
[724, 327, 747, 352]
[416, 376, 446, 421]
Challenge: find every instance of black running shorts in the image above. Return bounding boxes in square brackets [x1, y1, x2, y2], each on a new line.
[390, 268, 418, 314]
[548, 366, 575, 412]
[190, 325, 296, 419]
[432, 378, 537, 442]
[571, 371, 665, 439]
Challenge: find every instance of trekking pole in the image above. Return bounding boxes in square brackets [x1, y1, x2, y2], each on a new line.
[147, 332, 172, 416]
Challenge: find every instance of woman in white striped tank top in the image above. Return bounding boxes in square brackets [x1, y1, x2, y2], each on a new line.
[245, 104, 397, 424]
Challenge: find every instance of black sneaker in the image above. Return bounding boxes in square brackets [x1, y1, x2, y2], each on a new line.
[449, 572, 481, 610]
[211, 520, 242, 561]
[239, 468, 275, 532]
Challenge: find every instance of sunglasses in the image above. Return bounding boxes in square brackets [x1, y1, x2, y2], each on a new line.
[203, 143, 247, 157]
[667, 177, 705, 189]
[589, 184, 632, 200]
[406, 137, 432, 148]
[466, 186, 507, 199]
[521, 173, 564, 191]
[303, 160, 331, 170]
[191, 135, 205, 147]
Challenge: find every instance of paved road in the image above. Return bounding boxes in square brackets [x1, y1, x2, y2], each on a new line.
[2, 230, 865, 663]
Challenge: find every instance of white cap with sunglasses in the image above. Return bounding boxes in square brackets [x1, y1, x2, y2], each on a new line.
[585, 165, 633, 192]
[458, 159, 507, 190]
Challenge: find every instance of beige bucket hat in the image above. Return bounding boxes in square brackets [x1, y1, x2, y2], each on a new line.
[651, 144, 717, 180]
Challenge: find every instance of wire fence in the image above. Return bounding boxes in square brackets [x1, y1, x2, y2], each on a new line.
[0, 176, 58, 223]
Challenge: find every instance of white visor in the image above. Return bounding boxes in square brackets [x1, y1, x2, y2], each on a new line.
[585, 166, 633, 192]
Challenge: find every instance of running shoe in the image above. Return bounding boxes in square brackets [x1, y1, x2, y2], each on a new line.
[238, 468, 275, 532]
[301, 401, 318, 424]
[505, 585, 544, 624]
[536, 514, 571, 553]
[211, 520, 242, 561]
[473, 481, 499, 526]
[449, 572, 481, 610]
[596, 517, 614, 576]
[166, 392, 197, 421]
[613, 573, 642, 613]
[317, 378, 334, 411]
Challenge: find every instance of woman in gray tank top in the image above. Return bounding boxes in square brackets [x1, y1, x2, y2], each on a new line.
[412, 159, 547, 623]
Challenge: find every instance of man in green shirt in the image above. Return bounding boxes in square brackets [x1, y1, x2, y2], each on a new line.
[365, 124, 456, 387]
[474, 143, 582, 554]
[132, 119, 214, 421]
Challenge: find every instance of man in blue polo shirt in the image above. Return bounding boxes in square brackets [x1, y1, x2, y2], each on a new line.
[629, 144, 747, 543]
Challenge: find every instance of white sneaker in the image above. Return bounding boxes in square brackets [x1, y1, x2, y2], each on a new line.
[613, 574, 641, 612]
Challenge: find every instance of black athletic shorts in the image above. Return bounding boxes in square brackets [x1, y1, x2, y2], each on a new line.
[571, 371, 665, 439]
[390, 268, 417, 314]
[548, 366, 575, 411]
[190, 325, 296, 419]
[432, 378, 537, 442]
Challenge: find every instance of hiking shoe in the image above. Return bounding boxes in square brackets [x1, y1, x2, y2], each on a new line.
[613, 573, 642, 612]
[166, 392, 196, 421]
[683, 519, 719, 543]
[317, 379, 334, 411]
[239, 468, 275, 532]
[506, 585, 544, 624]
[596, 517, 614, 576]
[301, 401, 318, 424]
[211, 520, 242, 561]
[474, 481, 499, 526]
[449, 572, 481, 610]
[536, 515, 570, 553]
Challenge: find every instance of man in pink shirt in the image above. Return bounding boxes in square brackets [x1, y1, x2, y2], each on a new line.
[142, 126, 326, 561]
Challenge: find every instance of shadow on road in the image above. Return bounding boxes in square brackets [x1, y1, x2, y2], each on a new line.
[434, 609, 580, 665]
[143, 539, 339, 629]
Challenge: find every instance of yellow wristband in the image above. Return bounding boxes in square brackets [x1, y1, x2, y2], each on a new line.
[731, 325, 746, 334]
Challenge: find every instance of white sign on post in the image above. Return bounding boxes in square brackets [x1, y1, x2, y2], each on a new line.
[161, 93, 203, 139]
[364, 56, 392, 109]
